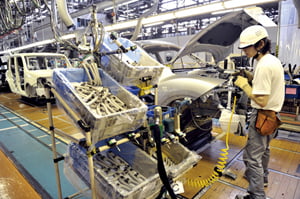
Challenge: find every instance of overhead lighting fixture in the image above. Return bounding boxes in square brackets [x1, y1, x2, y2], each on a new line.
[104, 0, 279, 32]
[108, 20, 137, 30]
[0, 34, 76, 54]
[212, 8, 243, 15]
[144, 21, 164, 27]
[174, 3, 224, 18]
[143, 13, 175, 24]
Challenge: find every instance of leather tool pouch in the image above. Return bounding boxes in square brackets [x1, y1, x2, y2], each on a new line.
[255, 110, 282, 136]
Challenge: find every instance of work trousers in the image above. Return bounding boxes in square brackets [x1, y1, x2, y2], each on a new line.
[243, 109, 277, 199]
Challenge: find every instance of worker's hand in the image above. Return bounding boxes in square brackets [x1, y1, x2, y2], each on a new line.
[234, 76, 249, 89]
[231, 69, 253, 82]
[234, 76, 252, 97]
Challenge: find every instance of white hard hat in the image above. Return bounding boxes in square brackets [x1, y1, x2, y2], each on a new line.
[238, 25, 268, 49]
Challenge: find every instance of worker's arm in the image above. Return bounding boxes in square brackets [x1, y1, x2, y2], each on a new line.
[234, 76, 269, 107]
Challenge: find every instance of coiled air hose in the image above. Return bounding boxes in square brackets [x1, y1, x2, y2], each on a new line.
[184, 96, 237, 188]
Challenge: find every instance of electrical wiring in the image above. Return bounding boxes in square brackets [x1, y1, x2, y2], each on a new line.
[190, 113, 213, 132]
[184, 96, 237, 188]
[43, 0, 105, 54]
[12, 0, 40, 16]
[45, 0, 83, 52]
[81, 62, 94, 83]
[78, 57, 102, 86]
[0, 0, 40, 36]
[90, 7, 105, 53]
[90, 62, 102, 86]
[0, 1, 15, 32]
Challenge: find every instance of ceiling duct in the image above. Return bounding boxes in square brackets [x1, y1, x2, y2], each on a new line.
[57, 0, 75, 29]
[130, 0, 159, 41]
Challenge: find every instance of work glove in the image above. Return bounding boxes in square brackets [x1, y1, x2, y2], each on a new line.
[234, 75, 252, 97]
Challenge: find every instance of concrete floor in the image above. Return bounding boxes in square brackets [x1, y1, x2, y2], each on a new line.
[0, 91, 300, 199]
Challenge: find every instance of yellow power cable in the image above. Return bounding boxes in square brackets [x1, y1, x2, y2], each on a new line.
[184, 96, 237, 188]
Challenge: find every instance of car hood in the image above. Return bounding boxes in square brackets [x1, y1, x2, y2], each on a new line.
[134, 40, 181, 52]
[170, 7, 277, 64]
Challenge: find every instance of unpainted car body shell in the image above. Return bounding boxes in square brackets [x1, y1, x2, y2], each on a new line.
[5, 52, 72, 98]
[135, 7, 275, 106]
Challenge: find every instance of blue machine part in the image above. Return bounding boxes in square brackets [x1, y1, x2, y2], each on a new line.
[123, 85, 140, 96]
[147, 105, 175, 124]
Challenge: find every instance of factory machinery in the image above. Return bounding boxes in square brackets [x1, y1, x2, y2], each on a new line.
[1, 1, 299, 198]
[41, 25, 244, 199]
[0, 2, 249, 198]
[42, 31, 204, 199]
[0, 6, 249, 199]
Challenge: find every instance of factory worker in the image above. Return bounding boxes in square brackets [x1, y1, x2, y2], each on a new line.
[234, 25, 285, 199]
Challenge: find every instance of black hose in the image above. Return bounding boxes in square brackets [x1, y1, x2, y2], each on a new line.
[151, 124, 177, 199]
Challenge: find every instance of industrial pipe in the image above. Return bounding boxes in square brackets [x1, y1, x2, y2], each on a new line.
[56, 0, 75, 29]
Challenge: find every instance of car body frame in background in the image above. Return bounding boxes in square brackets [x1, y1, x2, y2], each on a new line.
[4, 52, 72, 99]
[135, 6, 276, 107]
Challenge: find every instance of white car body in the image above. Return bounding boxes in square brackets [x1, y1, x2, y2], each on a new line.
[136, 7, 276, 106]
[5, 53, 72, 98]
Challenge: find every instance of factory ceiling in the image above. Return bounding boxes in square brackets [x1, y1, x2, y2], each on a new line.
[0, 0, 279, 49]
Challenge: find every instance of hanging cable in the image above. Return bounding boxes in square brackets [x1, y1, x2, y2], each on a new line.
[43, 1, 105, 54]
[78, 55, 102, 86]
[0, 0, 41, 37]
[152, 124, 178, 199]
[184, 96, 237, 188]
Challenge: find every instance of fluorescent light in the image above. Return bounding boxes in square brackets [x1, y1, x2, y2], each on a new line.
[105, 20, 137, 32]
[175, 3, 225, 18]
[104, 0, 279, 31]
[212, 8, 243, 15]
[144, 21, 164, 27]
[105, 13, 176, 32]
[143, 13, 175, 24]
[0, 34, 76, 54]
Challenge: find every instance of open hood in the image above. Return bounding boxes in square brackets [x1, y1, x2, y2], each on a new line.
[170, 6, 277, 64]
[134, 40, 181, 52]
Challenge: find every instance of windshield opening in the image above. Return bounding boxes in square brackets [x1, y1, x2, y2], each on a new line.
[26, 56, 68, 70]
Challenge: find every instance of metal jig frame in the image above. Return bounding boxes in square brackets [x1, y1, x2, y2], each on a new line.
[44, 82, 143, 199]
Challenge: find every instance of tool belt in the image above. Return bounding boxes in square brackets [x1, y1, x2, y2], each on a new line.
[255, 109, 282, 136]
